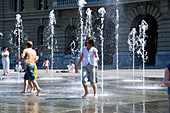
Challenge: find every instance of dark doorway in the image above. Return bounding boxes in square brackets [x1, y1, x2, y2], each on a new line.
[136, 15, 158, 66]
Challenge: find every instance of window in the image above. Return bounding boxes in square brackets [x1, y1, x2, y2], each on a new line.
[37, 0, 49, 10]
[38, 26, 44, 45]
[11, 0, 24, 12]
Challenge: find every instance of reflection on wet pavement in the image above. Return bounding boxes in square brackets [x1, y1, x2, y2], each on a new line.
[0, 70, 168, 113]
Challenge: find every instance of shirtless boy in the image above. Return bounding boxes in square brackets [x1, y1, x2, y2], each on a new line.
[16, 41, 42, 96]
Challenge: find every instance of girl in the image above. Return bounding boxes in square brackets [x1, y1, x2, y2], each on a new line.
[75, 37, 99, 100]
[42, 56, 50, 74]
[67, 60, 75, 73]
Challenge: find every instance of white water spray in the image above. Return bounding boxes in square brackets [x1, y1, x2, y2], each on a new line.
[85, 8, 92, 37]
[128, 28, 137, 81]
[116, 0, 119, 78]
[136, 20, 148, 87]
[78, 0, 87, 83]
[13, 14, 22, 59]
[98, 7, 106, 95]
[49, 10, 56, 71]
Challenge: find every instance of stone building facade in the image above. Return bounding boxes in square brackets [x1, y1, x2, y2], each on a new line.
[0, 0, 169, 69]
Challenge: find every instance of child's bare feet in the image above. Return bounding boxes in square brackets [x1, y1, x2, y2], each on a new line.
[36, 89, 42, 96]
[20, 91, 26, 94]
[82, 93, 88, 99]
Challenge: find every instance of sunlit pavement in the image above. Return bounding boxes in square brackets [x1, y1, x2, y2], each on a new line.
[0, 69, 168, 113]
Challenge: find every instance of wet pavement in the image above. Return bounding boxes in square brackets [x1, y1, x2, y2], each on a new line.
[0, 69, 168, 113]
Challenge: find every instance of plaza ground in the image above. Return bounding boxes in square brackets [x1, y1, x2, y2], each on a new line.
[0, 69, 168, 113]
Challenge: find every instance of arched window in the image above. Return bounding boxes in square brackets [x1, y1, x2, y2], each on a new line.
[37, 26, 44, 45]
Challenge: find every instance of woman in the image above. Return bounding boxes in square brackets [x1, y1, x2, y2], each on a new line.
[75, 37, 99, 100]
[1, 46, 10, 75]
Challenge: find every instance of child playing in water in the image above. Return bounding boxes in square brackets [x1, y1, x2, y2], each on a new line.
[67, 60, 75, 73]
[42, 57, 50, 74]
[75, 37, 99, 100]
[15, 62, 22, 72]
[16, 41, 42, 96]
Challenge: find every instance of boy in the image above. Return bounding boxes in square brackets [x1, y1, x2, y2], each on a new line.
[16, 41, 42, 96]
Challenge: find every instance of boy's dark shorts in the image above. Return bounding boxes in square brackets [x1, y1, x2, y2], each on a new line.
[24, 65, 36, 81]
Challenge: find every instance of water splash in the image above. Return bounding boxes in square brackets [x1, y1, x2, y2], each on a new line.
[78, 0, 87, 8]
[85, 8, 92, 37]
[78, 0, 86, 83]
[115, 0, 120, 81]
[44, 10, 57, 71]
[70, 39, 79, 55]
[14, 14, 22, 59]
[78, 0, 87, 50]
[9, 14, 28, 58]
[49, 10, 56, 71]
[128, 20, 148, 86]
[98, 7, 106, 95]
[128, 28, 137, 81]
[136, 20, 148, 87]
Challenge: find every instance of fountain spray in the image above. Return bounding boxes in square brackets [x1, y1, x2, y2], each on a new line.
[98, 7, 106, 95]
[136, 20, 148, 87]
[49, 10, 56, 71]
[78, 0, 87, 51]
[128, 28, 137, 81]
[85, 8, 92, 37]
[116, 0, 119, 79]
[14, 14, 23, 59]
[78, 0, 87, 82]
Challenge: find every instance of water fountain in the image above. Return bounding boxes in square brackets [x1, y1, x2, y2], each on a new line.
[98, 7, 106, 95]
[115, 0, 120, 79]
[49, 10, 56, 71]
[12, 14, 23, 59]
[85, 8, 92, 37]
[43, 10, 57, 72]
[9, 14, 28, 58]
[127, 20, 148, 86]
[136, 20, 148, 87]
[78, 0, 87, 50]
[78, 0, 87, 82]
[127, 28, 137, 81]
